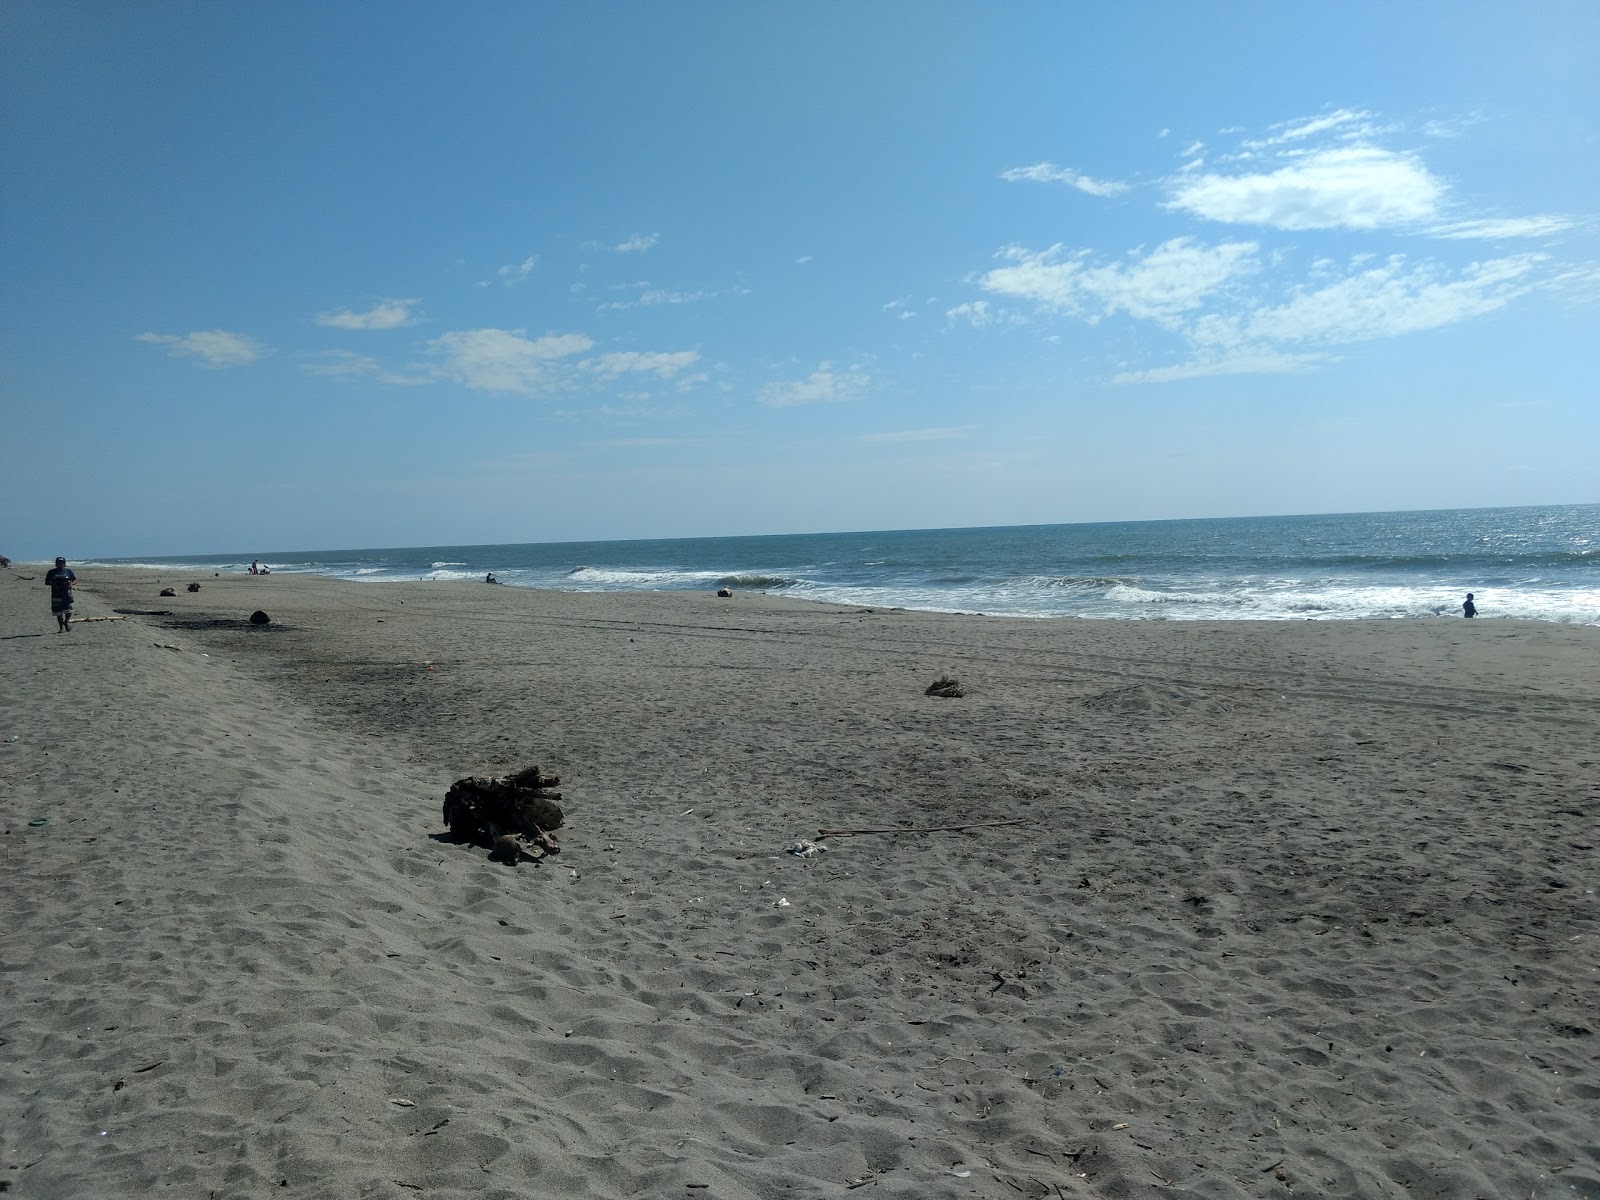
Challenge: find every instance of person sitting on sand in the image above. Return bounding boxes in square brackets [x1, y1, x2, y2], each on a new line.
[45, 556, 76, 632]
[1463, 592, 1477, 618]
[485, 572, 499, 584]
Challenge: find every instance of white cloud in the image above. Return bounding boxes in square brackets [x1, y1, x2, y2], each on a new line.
[1000, 161, 1128, 197]
[757, 363, 867, 408]
[496, 256, 539, 285]
[946, 300, 998, 327]
[1429, 216, 1578, 240]
[428, 328, 594, 396]
[794, 255, 813, 264]
[1166, 146, 1443, 231]
[136, 330, 267, 368]
[315, 298, 420, 329]
[979, 238, 1258, 326]
[857, 426, 974, 443]
[582, 350, 700, 379]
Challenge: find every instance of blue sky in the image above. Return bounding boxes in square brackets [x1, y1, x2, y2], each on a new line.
[3, 1, 1596, 558]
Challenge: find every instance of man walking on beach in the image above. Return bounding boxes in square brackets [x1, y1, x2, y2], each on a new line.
[45, 556, 76, 632]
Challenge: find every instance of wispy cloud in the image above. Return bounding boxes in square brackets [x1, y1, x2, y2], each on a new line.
[757, 363, 867, 408]
[486, 257, 537, 288]
[136, 330, 267, 367]
[980, 238, 1258, 326]
[597, 285, 729, 312]
[1240, 108, 1379, 149]
[1118, 254, 1545, 384]
[582, 350, 700, 380]
[587, 233, 660, 254]
[428, 328, 594, 396]
[298, 350, 429, 385]
[314, 298, 420, 329]
[1113, 351, 1322, 385]
[1000, 161, 1129, 197]
[1429, 216, 1578, 240]
[1190, 254, 1543, 350]
[857, 426, 975, 443]
[300, 350, 380, 379]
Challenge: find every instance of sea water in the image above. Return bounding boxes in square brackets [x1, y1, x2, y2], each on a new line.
[94, 504, 1599, 624]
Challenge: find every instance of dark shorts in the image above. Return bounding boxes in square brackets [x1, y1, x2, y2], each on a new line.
[51, 595, 73, 615]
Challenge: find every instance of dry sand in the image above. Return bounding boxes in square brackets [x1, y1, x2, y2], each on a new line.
[2, 566, 1596, 1199]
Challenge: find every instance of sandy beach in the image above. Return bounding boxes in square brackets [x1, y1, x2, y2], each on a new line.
[3, 566, 1596, 1199]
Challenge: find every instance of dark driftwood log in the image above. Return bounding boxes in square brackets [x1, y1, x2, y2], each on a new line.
[443, 767, 564, 860]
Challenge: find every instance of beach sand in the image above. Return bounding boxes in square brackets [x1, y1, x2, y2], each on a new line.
[3, 567, 1596, 1199]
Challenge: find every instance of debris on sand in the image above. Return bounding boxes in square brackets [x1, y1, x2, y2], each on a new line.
[186, 582, 201, 592]
[159, 588, 177, 598]
[786, 839, 826, 858]
[443, 766, 565, 867]
[925, 675, 966, 698]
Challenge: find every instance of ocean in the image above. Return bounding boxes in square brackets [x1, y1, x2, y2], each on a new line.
[93, 504, 1599, 624]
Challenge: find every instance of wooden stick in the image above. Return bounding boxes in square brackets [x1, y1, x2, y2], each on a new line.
[73, 616, 127, 623]
[817, 819, 1031, 837]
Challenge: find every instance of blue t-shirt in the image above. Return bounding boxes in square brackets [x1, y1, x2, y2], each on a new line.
[46, 567, 75, 600]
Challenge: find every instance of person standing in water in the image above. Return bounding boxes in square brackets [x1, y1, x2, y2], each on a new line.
[1462, 592, 1477, 618]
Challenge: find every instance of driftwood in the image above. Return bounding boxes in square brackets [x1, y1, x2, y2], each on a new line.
[73, 616, 127, 624]
[443, 766, 564, 866]
[925, 675, 966, 698]
[817, 819, 1030, 837]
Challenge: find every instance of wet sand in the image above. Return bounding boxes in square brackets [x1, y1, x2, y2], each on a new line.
[3, 566, 1596, 1199]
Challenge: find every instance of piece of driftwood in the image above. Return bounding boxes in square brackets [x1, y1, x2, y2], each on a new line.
[925, 675, 966, 698]
[443, 766, 564, 866]
[73, 616, 127, 624]
[817, 819, 1030, 837]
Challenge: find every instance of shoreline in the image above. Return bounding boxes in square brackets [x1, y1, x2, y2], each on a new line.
[18, 558, 1595, 627]
[4, 569, 1597, 1198]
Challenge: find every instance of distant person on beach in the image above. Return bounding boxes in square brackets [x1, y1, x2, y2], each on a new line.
[249, 560, 259, 574]
[1462, 592, 1477, 618]
[45, 556, 76, 632]
[485, 572, 498, 584]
